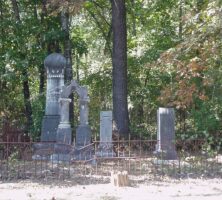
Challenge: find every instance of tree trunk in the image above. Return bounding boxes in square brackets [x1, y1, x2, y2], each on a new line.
[131, 0, 136, 36]
[39, 0, 48, 94]
[76, 53, 80, 82]
[0, 1, 6, 91]
[61, 9, 74, 125]
[196, 0, 205, 12]
[179, 0, 183, 40]
[61, 10, 73, 82]
[34, 0, 46, 95]
[87, 8, 112, 55]
[111, 0, 130, 137]
[11, 0, 20, 21]
[11, 0, 33, 132]
[22, 69, 33, 132]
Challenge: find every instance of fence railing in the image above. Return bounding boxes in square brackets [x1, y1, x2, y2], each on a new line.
[0, 139, 222, 181]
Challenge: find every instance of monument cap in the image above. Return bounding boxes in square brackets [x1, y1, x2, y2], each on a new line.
[44, 53, 66, 70]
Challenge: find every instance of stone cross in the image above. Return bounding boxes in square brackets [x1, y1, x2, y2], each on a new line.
[155, 107, 177, 160]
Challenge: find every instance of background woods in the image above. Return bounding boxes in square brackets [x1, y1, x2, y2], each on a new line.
[0, 0, 222, 148]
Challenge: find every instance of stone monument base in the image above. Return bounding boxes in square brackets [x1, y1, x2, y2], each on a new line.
[96, 149, 115, 157]
[155, 107, 178, 160]
[50, 154, 72, 163]
[74, 144, 94, 160]
[154, 146, 178, 160]
[96, 144, 115, 157]
[41, 115, 60, 141]
[56, 123, 72, 144]
[76, 125, 91, 147]
[32, 143, 55, 161]
[51, 143, 73, 162]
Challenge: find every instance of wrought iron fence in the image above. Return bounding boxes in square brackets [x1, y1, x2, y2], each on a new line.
[0, 139, 222, 181]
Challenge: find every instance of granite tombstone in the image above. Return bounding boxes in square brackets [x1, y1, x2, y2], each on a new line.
[97, 111, 115, 157]
[41, 53, 65, 142]
[56, 98, 72, 144]
[100, 111, 113, 147]
[155, 107, 177, 160]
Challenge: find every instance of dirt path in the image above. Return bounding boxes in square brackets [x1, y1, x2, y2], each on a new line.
[0, 178, 222, 200]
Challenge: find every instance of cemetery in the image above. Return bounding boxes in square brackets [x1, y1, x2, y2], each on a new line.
[1, 0, 222, 199]
[0, 53, 222, 183]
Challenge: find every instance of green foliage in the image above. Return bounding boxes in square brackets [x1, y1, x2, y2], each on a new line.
[30, 95, 45, 140]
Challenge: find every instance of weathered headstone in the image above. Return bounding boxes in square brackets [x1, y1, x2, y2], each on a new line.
[56, 98, 72, 144]
[76, 125, 91, 147]
[41, 53, 65, 142]
[76, 87, 91, 148]
[97, 111, 115, 157]
[79, 94, 89, 126]
[35, 57, 93, 161]
[100, 111, 113, 147]
[155, 107, 177, 160]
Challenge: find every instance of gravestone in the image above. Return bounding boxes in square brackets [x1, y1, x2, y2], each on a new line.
[76, 126, 91, 147]
[54, 81, 92, 160]
[100, 111, 112, 147]
[76, 88, 91, 147]
[155, 107, 177, 160]
[97, 111, 115, 157]
[75, 97, 92, 159]
[34, 55, 93, 161]
[56, 98, 72, 144]
[41, 53, 65, 142]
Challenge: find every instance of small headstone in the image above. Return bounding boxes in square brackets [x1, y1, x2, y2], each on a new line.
[100, 111, 112, 147]
[76, 125, 91, 147]
[56, 98, 72, 144]
[155, 107, 177, 160]
[75, 86, 91, 148]
[97, 111, 115, 157]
